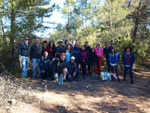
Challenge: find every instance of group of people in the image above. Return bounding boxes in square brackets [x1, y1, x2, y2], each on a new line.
[18, 37, 135, 83]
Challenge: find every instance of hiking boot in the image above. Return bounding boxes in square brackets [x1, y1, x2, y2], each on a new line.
[131, 81, 134, 84]
[122, 79, 126, 81]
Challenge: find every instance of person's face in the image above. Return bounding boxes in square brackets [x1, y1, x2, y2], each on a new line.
[24, 39, 29, 44]
[105, 43, 109, 47]
[85, 42, 88, 46]
[71, 59, 75, 63]
[92, 49, 95, 52]
[97, 44, 100, 48]
[50, 42, 53, 46]
[126, 48, 130, 53]
[67, 45, 71, 50]
[44, 51, 48, 57]
[82, 46, 85, 51]
[111, 49, 115, 53]
[43, 42, 47, 46]
[35, 39, 40, 45]
[60, 55, 65, 61]
[59, 42, 62, 46]
[75, 43, 79, 48]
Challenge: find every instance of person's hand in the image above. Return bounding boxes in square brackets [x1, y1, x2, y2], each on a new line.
[42, 70, 45, 73]
[99, 55, 101, 57]
[60, 74, 63, 77]
[52, 58, 55, 61]
[68, 75, 71, 78]
[73, 72, 76, 77]
[83, 60, 85, 62]
[19, 57, 21, 61]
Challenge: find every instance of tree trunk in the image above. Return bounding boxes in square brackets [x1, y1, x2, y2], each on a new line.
[10, 3, 16, 67]
[0, 18, 7, 45]
[132, 1, 142, 42]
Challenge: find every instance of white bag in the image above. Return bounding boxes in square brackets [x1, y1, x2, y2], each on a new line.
[101, 72, 111, 81]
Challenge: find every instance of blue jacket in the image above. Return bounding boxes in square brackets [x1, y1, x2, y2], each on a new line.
[18, 42, 29, 57]
[109, 51, 120, 64]
[67, 62, 78, 75]
[74, 47, 80, 62]
[122, 52, 135, 67]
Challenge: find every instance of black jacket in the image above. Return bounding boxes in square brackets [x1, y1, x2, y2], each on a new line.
[85, 46, 92, 53]
[18, 42, 29, 57]
[39, 56, 54, 71]
[30, 44, 42, 60]
[50, 58, 67, 75]
[67, 62, 77, 75]
[89, 52, 98, 63]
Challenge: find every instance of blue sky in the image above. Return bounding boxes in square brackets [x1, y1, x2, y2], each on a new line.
[36, 0, 66, 38]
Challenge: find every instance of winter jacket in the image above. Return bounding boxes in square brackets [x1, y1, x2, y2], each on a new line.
[79, 50, 89, 63]
[85, 46, 92, 53]
[65, 50, 74, 63]
[39, 56, 53, 71]
[122, 52, 135, 67]
[67, 62, 78, 75]
[51, 58, 67, 75]
[95, 47, 103, 57]
[89, 52, 98, 63]
[18, 42, 29, 57]
[56, 45, 66, 58]
[109, 51, 120, 64]
[74, 47, 80, 62]
[30, 44, 42, 60]
[42, 45, 50, 55]
[104, 46, 112, 60]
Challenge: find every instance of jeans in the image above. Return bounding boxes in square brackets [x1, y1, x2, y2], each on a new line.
[110, 64, 119, 77]
[22, 57, 28, 77]
[32, 58, 41, 77]
[124, 67, 133, 82]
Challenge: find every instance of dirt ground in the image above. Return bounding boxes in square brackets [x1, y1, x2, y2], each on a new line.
[0, 63, 150, 113]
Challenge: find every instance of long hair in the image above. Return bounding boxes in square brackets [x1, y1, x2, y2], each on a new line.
[49, 40, 56, 48]
[65, 44, 72, 51]
[125, 46, 132, 52]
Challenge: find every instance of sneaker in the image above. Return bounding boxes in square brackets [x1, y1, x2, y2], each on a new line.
[94, 73, 98, 76]
[83, 75, 86, 80]
[92, 73, 95, 76]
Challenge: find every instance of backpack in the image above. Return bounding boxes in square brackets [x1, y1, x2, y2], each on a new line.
[111, 73, 120, 82]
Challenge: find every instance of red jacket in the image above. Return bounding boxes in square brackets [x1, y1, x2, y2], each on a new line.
[42, 46, 50, 54]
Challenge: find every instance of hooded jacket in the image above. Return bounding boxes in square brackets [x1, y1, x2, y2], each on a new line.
[109, 51, 120, 64]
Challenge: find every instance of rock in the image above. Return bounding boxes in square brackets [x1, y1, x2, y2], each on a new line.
[67, 85, 71, 89]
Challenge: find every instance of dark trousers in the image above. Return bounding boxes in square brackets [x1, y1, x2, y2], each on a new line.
[67, 71, 79, 82]
[81, 62, 87, 75]
[110, 64, 119, 77]
[41, 70, 49, 79]
[124, 67, 133, 82]
[106, 60, 111, 73]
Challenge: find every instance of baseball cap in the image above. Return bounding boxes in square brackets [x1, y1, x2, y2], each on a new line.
[71, 56, 75, 60]
[60, 53, 66, 56]
[58, 40, 63, 43]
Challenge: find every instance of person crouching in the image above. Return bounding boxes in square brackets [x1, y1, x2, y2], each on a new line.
[39, 50, 54, 80]
[67, 56, 79, 82]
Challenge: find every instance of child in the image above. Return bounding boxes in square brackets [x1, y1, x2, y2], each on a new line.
[95, 43, 103, 74]
[109, 47, 120, 77]
[122, 46, 135, 84]
[89, 48, 98, 76]
[79, 45, 89, 79]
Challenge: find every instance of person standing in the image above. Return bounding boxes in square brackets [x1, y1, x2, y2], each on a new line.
[89, 48, 98, 76]
[56, 40, 66, 59]
[65, 44, 74, 63]
[48, 41, 56, 57]
[95, 43, 103, 75]
[122, 47, 135, 84]
[84, 41, 92, 74]
[73, 42, 80, 71]
[104, 41, 112, 72]
[109, 47, 120, 77]
[42, 41, 50, 55]
[79, 45, 89, 79]
[30, 38, 42, 78]
[18, 37, 30, 78]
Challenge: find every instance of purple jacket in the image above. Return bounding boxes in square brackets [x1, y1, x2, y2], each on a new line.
[79, 50, 89, 63]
